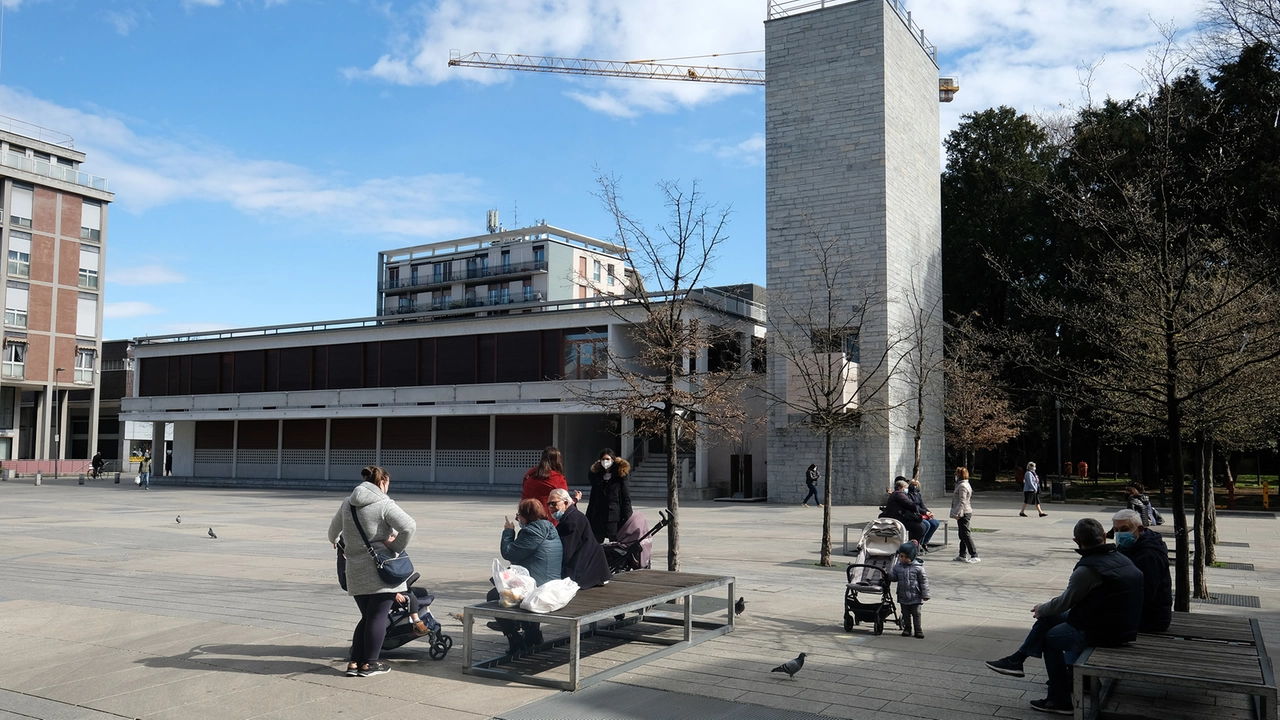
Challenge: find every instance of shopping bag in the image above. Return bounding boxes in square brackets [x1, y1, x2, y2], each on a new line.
[492, 559, 536, 608]
[520, 578, 579, 614]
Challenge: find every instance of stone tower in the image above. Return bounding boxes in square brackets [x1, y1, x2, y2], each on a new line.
[765, 0, 944, 504]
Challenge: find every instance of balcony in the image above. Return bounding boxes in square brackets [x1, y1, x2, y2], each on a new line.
[381, 291, 546, 316]
[380, 260, 548, 294]
[1, 151, 109, 192]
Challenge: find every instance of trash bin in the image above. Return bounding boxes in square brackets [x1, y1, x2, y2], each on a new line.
[1051, 479, 1066, 502]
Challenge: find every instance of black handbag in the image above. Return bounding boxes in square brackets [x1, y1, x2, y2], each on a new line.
[336, 536, 348, 591]
[349, 505, 415, 586]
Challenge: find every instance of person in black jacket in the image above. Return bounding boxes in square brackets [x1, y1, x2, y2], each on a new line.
[548, 489, 610, 590]
[585, 449, 633, 542]
[880, 478, 925, 543]
[985, 518, 1144, 714]
[1112, 508, 1172, 632]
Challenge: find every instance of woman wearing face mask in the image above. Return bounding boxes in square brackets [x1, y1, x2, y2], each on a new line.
[548, 488, 610, 589]
[585, 448, 633, 543]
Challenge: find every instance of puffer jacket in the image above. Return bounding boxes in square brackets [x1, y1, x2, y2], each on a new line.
[327, 482, 416, 596]
[950, 479, 973, 518]
[890, 559, 931, 605]
[501, 519, 563, 586]
[586, 458, 633, 542]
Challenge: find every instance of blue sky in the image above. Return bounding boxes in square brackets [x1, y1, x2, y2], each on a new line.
[0, 0, 1203, 339]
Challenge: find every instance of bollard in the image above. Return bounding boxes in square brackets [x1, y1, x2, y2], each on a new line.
[114, 472, 120, 484]
[34, 472, 41, 486]
[78, 474, 85, 485]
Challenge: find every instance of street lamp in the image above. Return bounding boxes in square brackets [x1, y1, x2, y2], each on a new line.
[54, 367, 65, 478]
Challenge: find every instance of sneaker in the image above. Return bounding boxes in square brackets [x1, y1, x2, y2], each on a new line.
[1039, 512, 1048, 517]
[1029, 698, 1072, 715]
[344, 663, 359, 677]
[967, 557, 982, 564]
[358, 662, 390, 677]
[985, 655, 1026, 677]
[954, 555, 968, 562]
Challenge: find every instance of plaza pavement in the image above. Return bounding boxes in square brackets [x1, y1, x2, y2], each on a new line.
[0, 477, 1275, 720]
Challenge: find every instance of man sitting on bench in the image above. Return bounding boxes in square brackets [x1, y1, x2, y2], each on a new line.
[984, 518, 1144, 715]
[1112, 508, 1172, 633]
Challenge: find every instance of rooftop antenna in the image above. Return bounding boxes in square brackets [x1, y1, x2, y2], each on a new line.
[513, 200, 518, 228]
[486, 209, 500, 234]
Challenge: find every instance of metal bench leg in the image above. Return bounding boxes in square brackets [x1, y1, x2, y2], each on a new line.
[728, 581, 735, 629]
[684, 594, 693, 642]
[569, 620, 581, 691]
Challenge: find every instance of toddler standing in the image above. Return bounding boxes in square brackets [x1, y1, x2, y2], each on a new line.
[891, 541, 931, 638]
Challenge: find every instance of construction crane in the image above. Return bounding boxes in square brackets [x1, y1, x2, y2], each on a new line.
[448, 50, 957, 101]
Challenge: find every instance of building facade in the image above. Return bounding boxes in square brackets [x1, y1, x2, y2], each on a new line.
[0, 116, 113, 464]
[765, 0, 945, 503]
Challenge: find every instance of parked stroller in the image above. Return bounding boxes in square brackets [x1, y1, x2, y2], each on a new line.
[381, 572, 453, 660]
[604, 510, 671, 574]
[843, 517, 906, 635]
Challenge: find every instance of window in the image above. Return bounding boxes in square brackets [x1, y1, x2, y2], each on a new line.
[811, 327, 859, 362]
[387, 266, 399, 287]
[488, 288, 500, 305]
[533, 245, 545, 264]
[75, 348, 95, 384]
[8, 231, 30, 278]
[411, 265, 420, 285]
[467, 255, 488, 279]
[4, 283, 27, 328]
[79, 246, 100, 289]
[76, 293, 97, 337]
[0, 386, 14, 430]
[579, 256, 587, 280]
[593, 260, 602, 282]
[81, 201, 102, 242]
[2, 342, 25, 379]
[564, 332, 607, 380]
[499, 286, 511, 304]
[10, 185, 32, 228]
[607, 264, 616, 286]
[501, 250, 511, 269]
[523, 279, 534, 301]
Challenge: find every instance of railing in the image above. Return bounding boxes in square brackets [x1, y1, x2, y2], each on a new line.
[0, 151, 109, 192]
[689, 286, 767, 322]
[765, 0, 937, 66]
[382, 292, 546, 316]
[0, 114, 75, 148]
[380, 260, 547, 292]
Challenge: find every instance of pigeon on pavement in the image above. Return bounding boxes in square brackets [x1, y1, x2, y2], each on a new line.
[176, 516, 181, 524]
[208, 528, 217, 539]
[772, 652, 805, 679]
[734, 597, 746, 616]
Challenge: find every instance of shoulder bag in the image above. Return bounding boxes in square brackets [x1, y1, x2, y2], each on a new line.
[349, 504, 415, 586]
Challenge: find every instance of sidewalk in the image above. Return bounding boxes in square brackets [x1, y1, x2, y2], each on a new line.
[0, 479, 1274, 719]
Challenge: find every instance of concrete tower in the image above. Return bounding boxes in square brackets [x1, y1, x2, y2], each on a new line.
[765, 0, 944, 504]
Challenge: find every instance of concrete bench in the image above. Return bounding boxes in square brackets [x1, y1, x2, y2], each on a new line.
[462, 570, 735, 691]
[1074, 614, 1277, 719]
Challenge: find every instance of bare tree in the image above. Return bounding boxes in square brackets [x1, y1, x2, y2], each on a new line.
[944, 313, 1025, 471]
[571, 174, 753, 571]
[762, 227, 902, 566]
[895, 274, 945, 485]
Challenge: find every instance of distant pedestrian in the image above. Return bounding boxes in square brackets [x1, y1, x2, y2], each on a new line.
[950, 467, 979, 563]
[138, 451, 152, 490]
[90, 451, 104, 479]
[802, 464, 821, 507]
[891, 541, 930, 638]
[1020, 461, 1046, 517]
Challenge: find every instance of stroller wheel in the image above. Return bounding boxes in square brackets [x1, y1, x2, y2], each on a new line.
[873, 618, 884, 636]
[429, 635, 452, 660]
[442, 635, 453, 650]
[843, 616, 853, 633]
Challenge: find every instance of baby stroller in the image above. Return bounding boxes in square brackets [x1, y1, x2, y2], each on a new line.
[381, 572, 453, 660]
[843, 517, 906, 635]
[605, 510, 671, 574]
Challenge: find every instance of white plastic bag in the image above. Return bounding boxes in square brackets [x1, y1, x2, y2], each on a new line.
[520, 578, 579, 614]
[492, 559, 536, 608]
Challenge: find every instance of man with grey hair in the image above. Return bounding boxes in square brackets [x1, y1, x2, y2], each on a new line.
[880, 476, 926, 544]
[986, 518, 1144, 715]
[547, 488, 610, 590]
[1112, 508, 1172, 632]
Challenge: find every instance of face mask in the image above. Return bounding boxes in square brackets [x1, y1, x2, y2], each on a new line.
[552, 510, 564, 521]
[517, 520, 527, 529]
[601, 459, 613, 469]
[1115, 531, 1137, 548]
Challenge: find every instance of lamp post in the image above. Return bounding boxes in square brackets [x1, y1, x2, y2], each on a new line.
[54, 367, 65, 478]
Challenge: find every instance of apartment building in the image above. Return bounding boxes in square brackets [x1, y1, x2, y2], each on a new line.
[377, 224, 635, 317]
[0, 116, 113, 463]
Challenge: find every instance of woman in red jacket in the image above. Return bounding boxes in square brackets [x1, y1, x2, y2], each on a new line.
[521, 446, 579, 520]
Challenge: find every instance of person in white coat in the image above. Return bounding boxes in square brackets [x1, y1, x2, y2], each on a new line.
[950, 467, 979, 563]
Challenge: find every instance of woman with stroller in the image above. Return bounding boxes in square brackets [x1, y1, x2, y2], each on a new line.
[491, 498, 563, 655]
[327, 466, 416, 678]
[522, 446, 579, 521]
[585, 448, 632, 543]
[881, 478, 926, 544]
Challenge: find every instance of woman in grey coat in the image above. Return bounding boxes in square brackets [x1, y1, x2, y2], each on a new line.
[327, 466, 416, 677]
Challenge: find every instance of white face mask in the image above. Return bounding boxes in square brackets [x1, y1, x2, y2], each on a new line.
[601, 459, 613, 469]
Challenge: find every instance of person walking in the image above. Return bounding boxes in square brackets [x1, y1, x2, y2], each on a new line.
[326, 466, 417, 678]
[951, 467, 979, 563]
[1020, 461, 1046, 517]
[585, 448, 631, 542]
[802, 464, 821, 507]
[138, 451, 152, 490]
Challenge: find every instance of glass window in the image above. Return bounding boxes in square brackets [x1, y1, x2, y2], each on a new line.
[75, 348, 95, 384]
[0, 386, 14, 430]
[607, 264, 616, 286]
[501, 250, 511, 269]
[76, 293, 97, 337]
[81, 201, 102, 241]
[593, 260, 602, 282]
[533, 245, 545, 264]
[10, 185, 32, 228]
[79, 246, 100, 289]
[8, 231, 31, 278]
[563, 332, 607, 380]
[4, 282, 27, 328]
[2, 342, 25, 379]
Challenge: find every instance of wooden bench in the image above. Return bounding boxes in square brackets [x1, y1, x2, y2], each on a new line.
[462, 570, 735, 691]
[1073, 614, 1277, 719]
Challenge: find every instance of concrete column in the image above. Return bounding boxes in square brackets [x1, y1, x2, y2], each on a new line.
[620, 414, 634, 461]
[57, 390, 70, 461]
[429, 416, 437, 483]
[696, 422, 708, 489]
[276, 419, 283, 480]
[88, 383, 101, 462]
[151, 422, 165, 475]
[323, 418, 331, 481]
[552, 414, 560, 448]
[231, 419, 239, 479]
[488, 414, 496, 484]
[375, 417, 382, 466]
[34, 389, 47, 459]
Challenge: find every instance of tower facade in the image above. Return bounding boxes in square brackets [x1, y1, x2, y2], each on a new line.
[765, 0, 944, 503]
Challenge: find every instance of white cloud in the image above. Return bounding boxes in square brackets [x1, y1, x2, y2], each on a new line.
[347, 0, 764, 115]
[697, 133, 765, 167]
[105, 301, 163, 319]
[0, 86, 479, 239]
[158, 321, 232, 334]
[105, 10, 138, 36]
[110, 265, 187, 286]
[183, 0, 223, 8]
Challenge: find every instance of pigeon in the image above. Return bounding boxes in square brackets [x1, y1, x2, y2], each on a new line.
[175, 516, 181, 524]
[208, 528, 217, 539]
[734, 597, 746, 616]
[772, 652, 805, 679]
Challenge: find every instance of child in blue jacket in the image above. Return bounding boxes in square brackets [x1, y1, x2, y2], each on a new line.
[891, 541, 931, 638]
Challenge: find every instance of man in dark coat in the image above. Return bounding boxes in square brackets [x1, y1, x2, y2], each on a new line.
[548, 489, 611, 589]
[880, 478, 925, 543]
[1112, 508, 1172, 632]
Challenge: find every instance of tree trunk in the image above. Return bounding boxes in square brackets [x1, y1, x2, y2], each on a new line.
[819, 429, 834, 567]
[911, 384, 924, 483]
[665, 391, 680, 572]
[1204, 441, 1216, 565]
[1193, 433, 1208, 599]
[1166, 368, 1190, 612]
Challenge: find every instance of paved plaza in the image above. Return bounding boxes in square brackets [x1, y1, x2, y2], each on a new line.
[1, 478, 1276, 720]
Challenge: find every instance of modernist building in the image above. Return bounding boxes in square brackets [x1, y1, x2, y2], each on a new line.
[122, 224, 765, 498]
[0, 116, 113, 463]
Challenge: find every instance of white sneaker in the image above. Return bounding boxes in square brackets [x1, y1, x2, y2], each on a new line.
[967, 557, 982, 563]
[953, 555, 967, 562]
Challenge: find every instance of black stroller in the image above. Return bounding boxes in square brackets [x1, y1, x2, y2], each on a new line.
[604, 510, 671, 574]
[842, 518, 906, 635]
[337, 540, 452, 660]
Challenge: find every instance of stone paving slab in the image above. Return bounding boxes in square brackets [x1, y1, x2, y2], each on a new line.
[2, 481, 1278, 719]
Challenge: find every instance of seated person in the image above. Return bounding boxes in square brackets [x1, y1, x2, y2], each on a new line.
[907, 477, 940, 551]
[547, 488, 611, 589]
[1112, 508, 1172, 632]
[880, 477, 925, 543]
[393, 586, 439, 637]
[985, 518, 1144, 715]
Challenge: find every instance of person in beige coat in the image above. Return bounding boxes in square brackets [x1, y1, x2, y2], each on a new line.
[950, 467, 979, 563]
